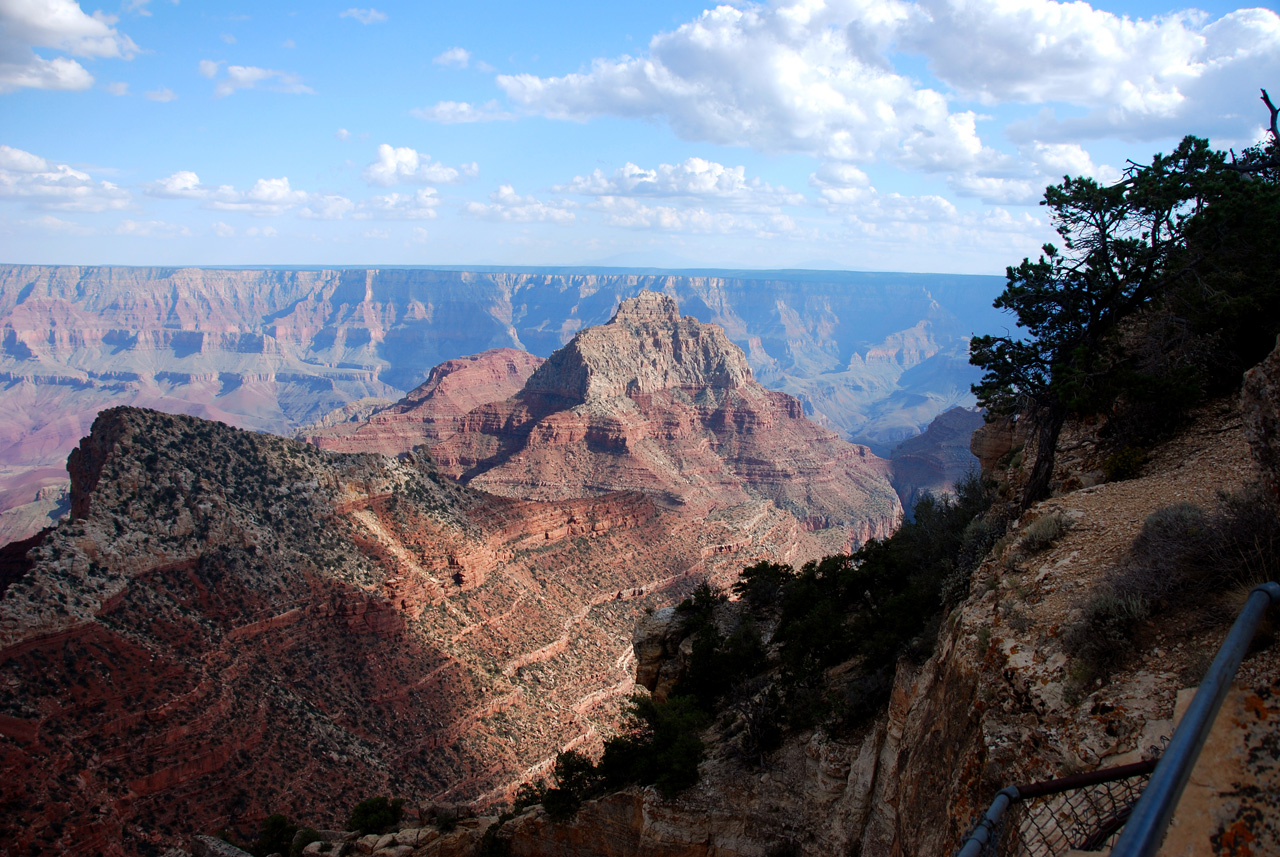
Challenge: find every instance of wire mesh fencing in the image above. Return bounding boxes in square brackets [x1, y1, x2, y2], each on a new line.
[956, 759, 1158, 857]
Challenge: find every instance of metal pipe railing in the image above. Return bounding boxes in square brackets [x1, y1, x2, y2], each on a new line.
[953, 759, 1159, 857]
[1109, 580, 1280, 857]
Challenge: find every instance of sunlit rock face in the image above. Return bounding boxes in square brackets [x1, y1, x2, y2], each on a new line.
[0, 265, 999, 544]
[320, 292, 904, 554]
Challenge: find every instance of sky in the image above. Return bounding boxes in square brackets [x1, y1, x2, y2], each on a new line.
[0, 0, 1277, 274]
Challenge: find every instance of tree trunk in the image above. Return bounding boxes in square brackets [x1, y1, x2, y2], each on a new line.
[1022, 403, 1067, 509]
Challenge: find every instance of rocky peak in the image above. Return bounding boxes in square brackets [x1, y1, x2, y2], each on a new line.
[524, 290, 754, 402]
[610, 290, 680, 325]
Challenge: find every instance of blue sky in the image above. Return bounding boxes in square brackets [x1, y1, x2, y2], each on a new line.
[1, 0, 1277, 273]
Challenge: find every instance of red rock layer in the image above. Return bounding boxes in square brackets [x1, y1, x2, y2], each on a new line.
[0, 408, 731, 855]
[304, 349, 544, 456]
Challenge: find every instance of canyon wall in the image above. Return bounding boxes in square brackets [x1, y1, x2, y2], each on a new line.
[0, 265, 1002, 543]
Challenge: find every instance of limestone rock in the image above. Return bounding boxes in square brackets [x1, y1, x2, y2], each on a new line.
[1242, 334, 1280, 497]
[191, 837, 254, 857]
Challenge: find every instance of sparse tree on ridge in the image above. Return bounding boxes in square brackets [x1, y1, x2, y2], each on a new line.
[971, 89, 1280, 507]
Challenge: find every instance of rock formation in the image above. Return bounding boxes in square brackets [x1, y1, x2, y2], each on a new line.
[318, 293, 902, 559]
[303, 349, 544, 456]
[889, 405, 984, 511]
[381, 393, 1272, 857]
[0, 265, 1001, 544]
[0, 408, 726, 855]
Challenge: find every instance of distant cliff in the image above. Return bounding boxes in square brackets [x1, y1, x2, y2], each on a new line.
[0, 265, 1001, 543]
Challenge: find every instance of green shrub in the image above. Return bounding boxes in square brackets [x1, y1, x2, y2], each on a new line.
[346, 796, 405, 834]
[1103, 447, 1147, 482]
[252, 814, 297, 857]
[289, 829, 322, 857]
[1018, 511, 1071, 553]
[1064, 484, 1280, 689]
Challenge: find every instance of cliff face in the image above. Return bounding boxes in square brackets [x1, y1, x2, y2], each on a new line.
[0, 408, 739, 855]
[0, 265, 999, 544]
[303, 349, 544, 456]
[322, 293, 903, 557]
[449, 390, 1274, 857]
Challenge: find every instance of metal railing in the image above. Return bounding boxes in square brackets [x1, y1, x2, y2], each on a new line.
[955, 760, 1158, 857]
[957, 580, 1280, 857]
[1109, 581, 1280, 857]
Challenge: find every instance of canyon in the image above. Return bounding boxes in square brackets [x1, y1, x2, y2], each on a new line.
[0, 295, 916, 854]
[0, 264, 1001, 544]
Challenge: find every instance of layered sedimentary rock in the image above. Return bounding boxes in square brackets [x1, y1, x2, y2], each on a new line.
[304, 349, 544, 456]
[0, 408, 731, 855]
[0, 265, 1001, 543]
[889, 405, 984, 510]
[321, 293, 902, 555]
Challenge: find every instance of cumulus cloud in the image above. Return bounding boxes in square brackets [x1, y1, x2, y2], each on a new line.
[145, 85, 176, 101]
[904, 2, 1280, 141]
[496, 0, 1280, 168]
[463, 185, 576, 223]
[556, 157, 803, 209]
[433, 47, 470, 68]
[362, 144, 477, 186]
[411, 100, 515, 123]
[355, 188, 441, 220]
[496, 1, 986, 168]
[105, 80, 128, 95]
[336, 128, 351, 141]
[0, 0, 140, 92]
[245, 225, 278, 238]
[145, 170, 328, 216]
[212, 221, 234, 237]
[0, 144, 131, 211]
[201, 63, 312, 97]
[339, 8, 386, 24]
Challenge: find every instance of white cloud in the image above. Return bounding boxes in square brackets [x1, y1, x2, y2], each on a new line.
[0, 144, 130, 211]
[354, 188, 441, 220]
[299, 194, 355, 220]
[463, 185, 576, 223]
[496, 1, 985, 169]
[202, 63, 312, 97]
[105, 80, 128, 95]
[433, 47, 470, 68]
[411, 100, 515, 123]
[339, 7, 386, 24]
[903, 2, 1280, 141]
[212, 221, 234, 237]
[556, 157, 803, 209]
[362, 144, 477, 186]
[245, 225, 278, 238]
[336, 128, 351, 141]
[809, 163, 876, 208]
[205, 177, 310, 215]
[363, 227, 390, 239]
[220, 32, 236, 44]
[409, 226, 429, 244]
[143, 170, 205, 198]
[116, 218, 191, 237]
[145, 85, 176, 102]
[0, 0, 140, 92]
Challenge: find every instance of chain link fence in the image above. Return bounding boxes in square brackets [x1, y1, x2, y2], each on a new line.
[957, 759, 1158, 857]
